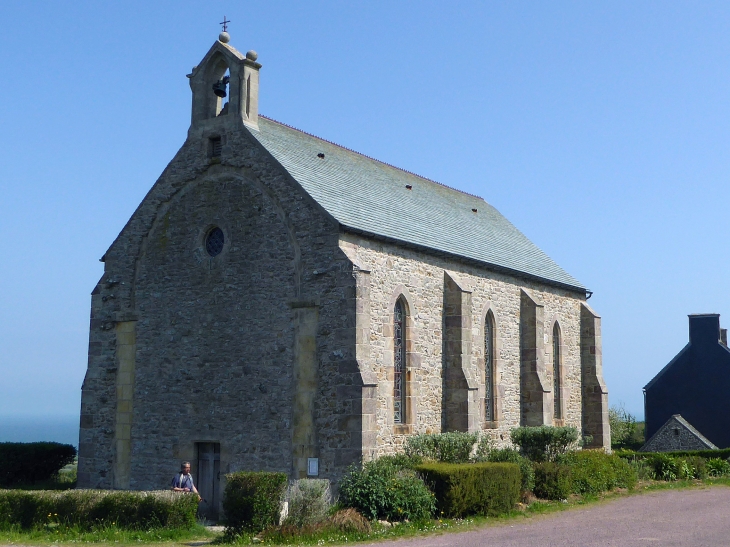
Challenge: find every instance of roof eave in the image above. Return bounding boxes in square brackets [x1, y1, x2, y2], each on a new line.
[644, 343, 691, 391]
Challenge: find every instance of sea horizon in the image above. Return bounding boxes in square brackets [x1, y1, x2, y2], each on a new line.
[0, 414, 78, 447]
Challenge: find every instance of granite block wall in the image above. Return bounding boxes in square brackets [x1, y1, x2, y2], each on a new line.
[338, 232, 592, 455]
[79, 121, 360, 490]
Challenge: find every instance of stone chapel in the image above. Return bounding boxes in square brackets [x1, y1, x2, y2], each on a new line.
[78, 32, 610, 508]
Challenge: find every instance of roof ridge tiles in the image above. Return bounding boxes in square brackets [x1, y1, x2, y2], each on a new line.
[258, 114, 484, 201]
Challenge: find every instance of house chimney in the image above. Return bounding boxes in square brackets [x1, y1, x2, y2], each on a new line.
[688, 314, 721, 346]
[721, 328, 727, 346]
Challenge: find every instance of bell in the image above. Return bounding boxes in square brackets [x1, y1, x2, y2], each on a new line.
[212, 75, 230, 98]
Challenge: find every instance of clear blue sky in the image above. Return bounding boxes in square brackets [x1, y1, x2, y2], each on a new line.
[2, 1, 729, 428]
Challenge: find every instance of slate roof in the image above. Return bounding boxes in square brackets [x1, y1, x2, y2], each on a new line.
[250, 115, 586, 292]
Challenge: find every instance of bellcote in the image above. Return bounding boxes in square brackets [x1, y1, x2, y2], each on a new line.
[187, 31, 261, 132]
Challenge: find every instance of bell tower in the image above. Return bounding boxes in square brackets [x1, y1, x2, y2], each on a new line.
[187, 27, 261, 133]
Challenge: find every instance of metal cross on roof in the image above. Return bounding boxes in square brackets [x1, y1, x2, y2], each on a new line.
[220, 16, 230, 32]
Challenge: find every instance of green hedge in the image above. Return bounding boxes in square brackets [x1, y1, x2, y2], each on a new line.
[339, 458, 434, 522]
[222, 472, 287, 533]
[511, 426, 579, 462]
[533, 462, 572, 500]
[0, 443, 77, 486]
[415, 462, 520, 517]
[0, 490, 197, 530]
[485, 447, 535, 492]
[404, 432, 479, 463]
[617, 448, 730, 460]
[559, 450, 637, 494]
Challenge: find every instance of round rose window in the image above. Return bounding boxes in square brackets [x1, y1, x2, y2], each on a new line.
[205, 227, 225, 257]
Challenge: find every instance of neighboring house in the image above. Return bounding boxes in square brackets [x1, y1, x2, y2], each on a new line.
[77, 33, 609, 510]
[644, 314, 730, 449]
[641, 414, 717, 452]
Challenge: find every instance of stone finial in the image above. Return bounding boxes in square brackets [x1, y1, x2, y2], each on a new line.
[246, 50, 258, 61]
[218, 31, 230, 44]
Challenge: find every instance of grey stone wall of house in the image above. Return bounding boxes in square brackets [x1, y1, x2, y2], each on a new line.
[642, 426, 708, 452]
[338, 233, 595, 454]
[641, 415, 717, 452]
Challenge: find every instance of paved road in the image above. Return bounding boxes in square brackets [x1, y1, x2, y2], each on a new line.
[366, 486, 730, 547]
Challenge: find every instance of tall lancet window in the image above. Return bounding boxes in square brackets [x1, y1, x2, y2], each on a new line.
[485, 311, 496, 422]
[553, 322, 562, 420]
[394, 299, 407, 424]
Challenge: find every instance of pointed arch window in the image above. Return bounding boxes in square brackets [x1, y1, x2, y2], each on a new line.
[553, 322, 562, 420]
[394, 299, 407, 424]
[485, 311, 496, 422]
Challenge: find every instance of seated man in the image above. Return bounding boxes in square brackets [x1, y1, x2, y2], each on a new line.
[171, 461, 201, 500]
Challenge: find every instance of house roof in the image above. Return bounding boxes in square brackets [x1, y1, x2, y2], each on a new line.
[250, 116, 586, 292]
[640, 414, 718, 452]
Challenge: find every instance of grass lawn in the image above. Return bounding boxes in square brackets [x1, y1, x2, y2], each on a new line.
[2, 478, 728, 546]
[0, 524, 216, 545]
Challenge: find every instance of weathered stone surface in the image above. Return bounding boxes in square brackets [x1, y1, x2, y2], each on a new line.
[338, 234, 593, 454]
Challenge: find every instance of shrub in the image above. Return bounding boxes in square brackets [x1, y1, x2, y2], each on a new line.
[222, 472, 287, 533]
[327, 508, 371, 533]
[533, 462, 572, 500]
[647, 454, 678, 481]
[404, 432, 478, 463]
[559, 450, 637, 495]
[485, 447, 535, 492]
[259, 508, 372, 542]
[474, 434, 495, 461]
[620, 448, 730, 461]
[415, 462, 520, 517]
[626, 457, 654, 480]
[634, 453, 710, 481]
[664, 448, 730, 460]
[285, 479, 330, 527]
[0, 443, 77, 487]
[0, 489, 197, 530]
[707, 458, 730, 477]
[372, 453, 423, 469]
[511, 426, 579, 462]
[338, 458, 435, 521]
[609, 404, 644, 450]
[684, 456, 708, 480]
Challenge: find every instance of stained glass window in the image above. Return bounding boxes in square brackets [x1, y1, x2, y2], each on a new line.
[394, 299, 406, 424]
[485, 311, 495, 422]
[553, 323, 562, 420]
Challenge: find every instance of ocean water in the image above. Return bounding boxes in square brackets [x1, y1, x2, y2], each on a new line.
[0, 415, 78, 447]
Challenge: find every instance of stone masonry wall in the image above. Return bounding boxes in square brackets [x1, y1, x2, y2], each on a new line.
[641, 415, 716, 452]
[79, 121, 359, 490]
[339, 232, 586, 456]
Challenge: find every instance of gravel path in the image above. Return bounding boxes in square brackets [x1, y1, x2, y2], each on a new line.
[365, 486, 730, 547]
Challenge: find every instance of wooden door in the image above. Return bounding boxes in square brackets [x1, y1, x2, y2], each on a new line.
[196, 443, 221, 521]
